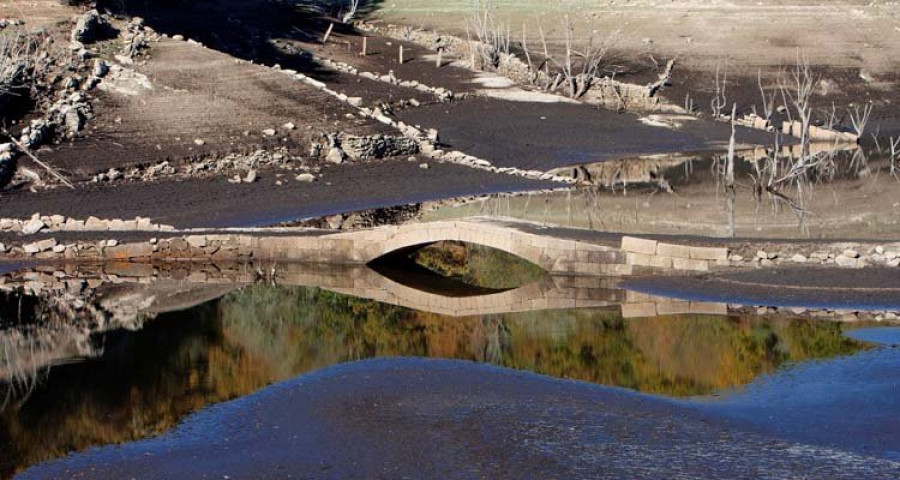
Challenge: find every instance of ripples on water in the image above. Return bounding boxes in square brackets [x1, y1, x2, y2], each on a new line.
[0, 241, 894, 476]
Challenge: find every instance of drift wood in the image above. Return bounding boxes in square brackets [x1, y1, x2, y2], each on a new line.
[1, 128, 75, 190]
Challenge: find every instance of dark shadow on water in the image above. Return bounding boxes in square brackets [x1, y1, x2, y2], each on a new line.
[369, 247, 513, 298]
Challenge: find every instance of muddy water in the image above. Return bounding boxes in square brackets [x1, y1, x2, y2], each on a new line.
[424, 151, 900, 240]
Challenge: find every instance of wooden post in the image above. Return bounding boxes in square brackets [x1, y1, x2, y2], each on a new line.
[361, 36, 367, 56]
[399, 45, 404, 64]
[436, 49, 442, 68]
[322, 22, 334, 43]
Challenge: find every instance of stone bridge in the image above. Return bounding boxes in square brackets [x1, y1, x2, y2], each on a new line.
[247, 217, 728, 275]
[250, 217, 630, 275]
[8, 216, 730, 276]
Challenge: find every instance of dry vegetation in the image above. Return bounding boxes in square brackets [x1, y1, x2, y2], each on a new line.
[463, 0, 619, 100]
[0, 33, 46, 105]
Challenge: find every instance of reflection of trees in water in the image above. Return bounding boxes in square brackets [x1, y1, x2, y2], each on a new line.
[410, 241, 547, 290]
[0, 303, 225, 478]
[0, 289, 111, 412]
[453, 148, 899, 238]
[217, 286, 863, 396]
[0, 285, 866, 476]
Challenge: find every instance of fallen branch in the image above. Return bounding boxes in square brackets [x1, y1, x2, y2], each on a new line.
[647, 57, 675, 97]
[1, 128, 75, 189]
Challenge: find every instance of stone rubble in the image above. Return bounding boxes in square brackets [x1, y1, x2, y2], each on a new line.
[71, 10, 110, 44]
[0, 213, 175, 235]
[729, 244, 900, 269]
[90, 148, 318, 184]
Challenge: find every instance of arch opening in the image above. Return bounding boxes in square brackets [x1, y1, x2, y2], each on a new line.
[369, 241, 548, 295]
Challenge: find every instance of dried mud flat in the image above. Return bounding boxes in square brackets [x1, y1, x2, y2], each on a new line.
[0, 159, 553, 228]
[377, 0, 900, 132]
[0, 0, 785, 229]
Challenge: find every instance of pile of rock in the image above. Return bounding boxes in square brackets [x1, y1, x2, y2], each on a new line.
[121, 17, 150, 58]
[91, 148, 315, 184]
[734, 305, 900, 324]
[729, 244, 900, 269]
[70, 9, 113, 45]
[48, 91, 92, 137]
[0, 213, 175, 235]
[339, 133, 420, 160]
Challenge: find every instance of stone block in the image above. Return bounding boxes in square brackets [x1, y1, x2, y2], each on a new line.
[655, 300, 691, 316]
[649, 255, 674, 269]
[621, 302, 658, 318]
[108, 219, 127, 231]
[186, 235, 208, 248]
[689, 246, 729, 261]
[105, 243, 153, 260]
[85, 216, 109, 231]
[672, 257, 710, 271]
[657, 242, 692, 259]
[626, 252, 653, 267]
[689, 301, 729, 316]
[64, 218, 86, 231]
[621, 236, 658, 255]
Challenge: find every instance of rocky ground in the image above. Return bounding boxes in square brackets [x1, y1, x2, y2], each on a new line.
[0, 1, 896, 292]
[1, 0, 814, 230]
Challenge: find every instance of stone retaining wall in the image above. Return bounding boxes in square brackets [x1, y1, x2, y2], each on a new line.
[621, 236, 729, 272]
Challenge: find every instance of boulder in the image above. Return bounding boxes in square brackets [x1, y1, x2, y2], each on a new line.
[71, 10, 112, 44]
[22, 217, 46, 235]
[325, 147, 345, 164]
[92, 59, 109, 78]
[835, 255, 858, 268]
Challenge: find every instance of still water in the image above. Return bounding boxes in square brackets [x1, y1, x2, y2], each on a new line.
[424, 151, 900, 240]
[0, 283, 892, 476]
[0, 244, 897, 477]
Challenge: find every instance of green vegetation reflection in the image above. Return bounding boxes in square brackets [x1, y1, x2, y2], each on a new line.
[0, 285, 866, 477]
[409, 241, 547, 289]
[220, 285, 864, 396]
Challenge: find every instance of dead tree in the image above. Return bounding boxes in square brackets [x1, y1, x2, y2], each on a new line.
[341, 0, 361, 24]
[465, 1, 509, 70]
[778, 52, 818, 157]
[539, 10, 617, 99]
[710, 61, 728, 119]
[757, 69, 776, 124]
[848, 102, 874, 138]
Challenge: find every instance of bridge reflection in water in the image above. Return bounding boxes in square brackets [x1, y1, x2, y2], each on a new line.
[0, 260, 866, 477]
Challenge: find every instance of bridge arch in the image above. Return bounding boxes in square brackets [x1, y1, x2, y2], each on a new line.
[357, 220, 555, 271]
